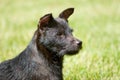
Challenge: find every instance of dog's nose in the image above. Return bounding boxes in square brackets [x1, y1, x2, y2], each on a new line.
[76, 40, 82, 46]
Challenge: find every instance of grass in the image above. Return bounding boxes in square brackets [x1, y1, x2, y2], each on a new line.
[0, 0, 120, 80]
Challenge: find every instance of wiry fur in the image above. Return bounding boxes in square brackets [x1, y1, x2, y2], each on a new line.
[0, 8, 82, 80]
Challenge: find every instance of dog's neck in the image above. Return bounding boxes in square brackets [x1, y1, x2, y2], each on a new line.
[25, 30, 63, 79]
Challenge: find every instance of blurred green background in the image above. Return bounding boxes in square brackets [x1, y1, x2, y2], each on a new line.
[0, 0, 120, 80]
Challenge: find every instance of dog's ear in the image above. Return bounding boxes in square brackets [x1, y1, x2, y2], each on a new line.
[38, 13, 54, 29]
[59, 8, 74, 21]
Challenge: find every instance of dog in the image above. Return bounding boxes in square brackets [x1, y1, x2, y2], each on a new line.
[0, 8, 82, 80]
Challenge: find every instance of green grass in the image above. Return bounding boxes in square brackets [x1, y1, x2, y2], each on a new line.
[0, 0, 120, 80]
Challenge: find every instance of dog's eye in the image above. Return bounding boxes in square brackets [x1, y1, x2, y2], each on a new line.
[57, 32, 64, 36]
[57, 32, 65, 38]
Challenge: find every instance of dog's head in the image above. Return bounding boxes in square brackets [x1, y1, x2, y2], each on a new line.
[37, 8, 82, 56]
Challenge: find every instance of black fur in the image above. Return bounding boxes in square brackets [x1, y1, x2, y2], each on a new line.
[0, 8, 82, 80]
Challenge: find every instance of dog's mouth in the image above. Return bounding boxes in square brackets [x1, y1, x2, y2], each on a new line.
[58, 44, 82, 56]
[67, 46, 82, 55]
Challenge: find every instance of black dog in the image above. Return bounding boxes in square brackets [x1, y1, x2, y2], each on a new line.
[0, 8, 82, 80]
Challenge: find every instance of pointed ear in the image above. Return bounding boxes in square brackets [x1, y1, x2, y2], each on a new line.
[59, 8, 74, 20]
[38, 13, 54, 29]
